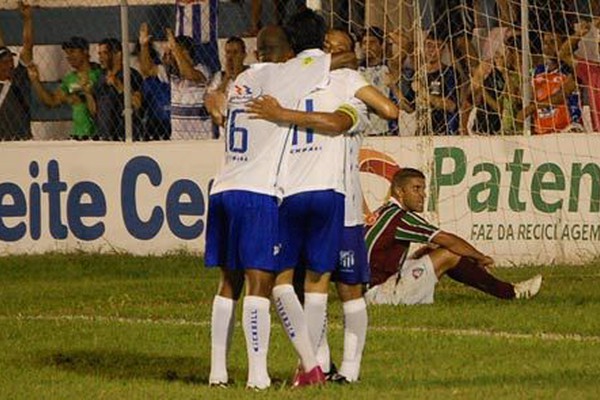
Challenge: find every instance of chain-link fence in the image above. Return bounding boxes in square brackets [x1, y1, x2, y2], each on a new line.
[0, 0, 599, 141]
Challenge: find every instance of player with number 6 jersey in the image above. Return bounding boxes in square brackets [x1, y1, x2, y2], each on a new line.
[204, 25, 331, 390]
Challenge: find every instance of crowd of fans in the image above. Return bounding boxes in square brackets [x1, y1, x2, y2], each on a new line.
[1, 1, 599, 141]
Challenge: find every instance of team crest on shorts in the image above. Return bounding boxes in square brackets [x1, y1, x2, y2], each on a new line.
[273, 244, 281, 256]
[339, 250, 355, 270]
[412, 267, 424, 280]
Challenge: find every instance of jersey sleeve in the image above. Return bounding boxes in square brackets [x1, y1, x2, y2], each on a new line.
[338, 97, 369, 135]
[394, 211, 440, 243]
[344, 69, 370, 98]
[262, 54, 331, 108]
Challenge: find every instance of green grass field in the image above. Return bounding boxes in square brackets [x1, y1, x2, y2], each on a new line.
[1, 253, 599, 399]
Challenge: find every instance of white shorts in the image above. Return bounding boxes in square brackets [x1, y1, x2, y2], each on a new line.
[365, 255, 438, 305]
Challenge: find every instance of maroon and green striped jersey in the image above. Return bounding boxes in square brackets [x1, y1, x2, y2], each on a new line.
[365, 198, 440, 286]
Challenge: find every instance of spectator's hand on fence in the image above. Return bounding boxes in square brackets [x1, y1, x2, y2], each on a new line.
[139, 22, 151, 45]
[574, 21, 591, 39]
[246, 95, 284, 122]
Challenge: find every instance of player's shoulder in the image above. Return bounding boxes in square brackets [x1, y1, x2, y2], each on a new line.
[227, 67, 266, 104]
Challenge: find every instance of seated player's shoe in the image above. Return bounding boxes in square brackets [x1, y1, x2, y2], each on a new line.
[329, 372, 352, 384]
[246, 380, 271, 391]
[292, 365, 326, 387]
[514, 274, 543, 299]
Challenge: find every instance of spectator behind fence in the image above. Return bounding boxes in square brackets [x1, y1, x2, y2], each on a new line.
[559, 20, 600, 133]
[0, 2, 32, 141]
[205, 36, 248, 138]
[358, 27, 395, 136]
[407, 33, 459, 135]
[138, 28, 212, 140]
[466, 50, 506, 135]
[28, 36, 101, 140]
[520, 30, 582, 134]
[137, 23, 171, 140]
[500, 35, 526, 135]
[95, 38, 143, 141]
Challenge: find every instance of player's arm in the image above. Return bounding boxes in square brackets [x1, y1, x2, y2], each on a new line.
[331, 51, 358, 70]
[355, 85, 399, 120]
[246, 95, 354, 135]
[431, 230, 494, 268]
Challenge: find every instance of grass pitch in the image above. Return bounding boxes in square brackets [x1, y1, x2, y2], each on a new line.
[1, 253, 599, 399]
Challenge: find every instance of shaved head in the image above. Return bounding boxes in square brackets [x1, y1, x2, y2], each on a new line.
[256, 25, 293, 63]
[324, 29, 354, 54]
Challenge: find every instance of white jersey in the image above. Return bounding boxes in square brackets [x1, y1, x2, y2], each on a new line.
[343, 108, 368, 227]
[211, 52, 331, 197]
[280, 66, 369, 198]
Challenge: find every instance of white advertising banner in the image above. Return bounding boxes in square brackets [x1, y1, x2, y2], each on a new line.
[1, 135, 599, 265]
[360, 134, 600, 266]
[0, 141, 222, 255]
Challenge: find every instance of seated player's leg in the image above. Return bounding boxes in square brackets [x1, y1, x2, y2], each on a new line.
[444, 255, 542, 300]
[393, 255, 439, 305]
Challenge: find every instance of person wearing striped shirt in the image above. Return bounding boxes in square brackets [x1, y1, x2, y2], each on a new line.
[364, 168, 542, 305]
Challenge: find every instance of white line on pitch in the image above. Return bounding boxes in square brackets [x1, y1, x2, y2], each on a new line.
[1, 314, 599, 344]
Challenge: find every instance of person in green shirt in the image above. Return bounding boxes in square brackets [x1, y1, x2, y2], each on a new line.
[28, 36, 101, 139]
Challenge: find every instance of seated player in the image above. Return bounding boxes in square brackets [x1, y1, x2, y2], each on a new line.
[365, 168, 542, 305]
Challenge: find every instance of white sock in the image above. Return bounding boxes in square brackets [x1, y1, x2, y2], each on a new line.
[339, 298, 368, 382]
[272, 284, 318, 371]
[304, 292, 328, 355]
[242, 296, 271, 389]
[209, 295, 236, 384]
[316, 329, 331, 374]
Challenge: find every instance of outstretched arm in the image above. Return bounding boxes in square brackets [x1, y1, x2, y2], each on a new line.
[246, 95, 354, 135]
[355, 85, 399, 120]
[432, 231, 494, 268]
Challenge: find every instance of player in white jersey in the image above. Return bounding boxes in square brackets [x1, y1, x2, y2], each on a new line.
[247, 17, 399, 386]
[205, 25, 331, 390]
[247, 28, 400, 385]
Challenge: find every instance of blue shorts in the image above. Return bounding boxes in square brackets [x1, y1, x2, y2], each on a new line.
[279, 190, 344, 274]
[332, 225, 370, 285]
[204, 190, 280, 272]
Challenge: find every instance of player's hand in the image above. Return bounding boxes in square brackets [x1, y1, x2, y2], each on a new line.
[205, 91, 226, 126]
[478, 255, 495, 270]
[246, 95, 285, 122]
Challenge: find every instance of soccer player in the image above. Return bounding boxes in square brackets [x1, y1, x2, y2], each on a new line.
[364, 168, 543, 305]
[247, 24, 398, 386]
[204, 25, 331, 389]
